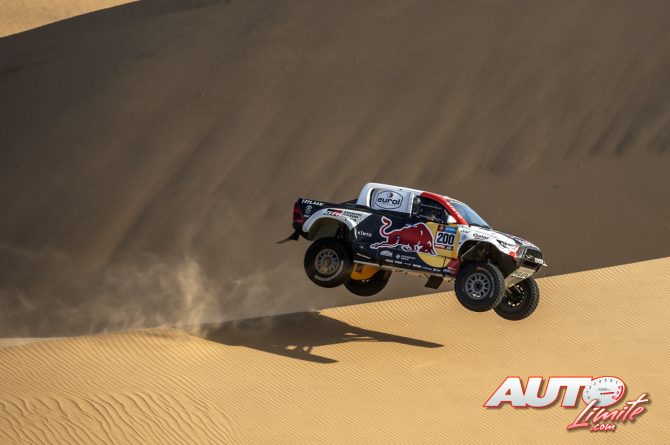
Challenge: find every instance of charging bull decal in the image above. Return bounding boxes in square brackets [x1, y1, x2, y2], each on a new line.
[370, 217, 436, 255]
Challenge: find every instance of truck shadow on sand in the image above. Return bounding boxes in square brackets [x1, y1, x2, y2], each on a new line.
[200, 312, 443, 364]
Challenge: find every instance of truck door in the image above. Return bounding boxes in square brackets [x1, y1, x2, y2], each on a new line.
[406, 196, 456, 270]
[351, 211, 407, 266]
[351, 187, 414, 266]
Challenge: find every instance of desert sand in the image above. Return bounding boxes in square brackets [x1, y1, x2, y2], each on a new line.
[1, 0, 669, 336]
[1, 1, 669, 443]
[1, 258, 669, 444]
[0, 0, 135, 37]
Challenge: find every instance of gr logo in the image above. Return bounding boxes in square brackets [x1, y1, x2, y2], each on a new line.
[375, 190, 403, 209]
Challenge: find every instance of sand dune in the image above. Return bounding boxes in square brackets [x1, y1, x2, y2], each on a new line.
[2, 2, 669, 443]
[0, 257, 668, 444]
[1, 0, 669, 336]
[0, 0, 135, 37]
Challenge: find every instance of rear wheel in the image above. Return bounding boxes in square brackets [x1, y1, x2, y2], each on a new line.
[344, 271, 391, 297]
[304, 237, 353, 288]
[494, 277, 540, 320]
[454, 261, 505, 312]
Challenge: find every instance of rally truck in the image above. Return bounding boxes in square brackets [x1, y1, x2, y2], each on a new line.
[279, 183, 546, 320]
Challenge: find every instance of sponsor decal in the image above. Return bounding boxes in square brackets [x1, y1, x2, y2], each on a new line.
[484, 376, 649, 433]
[420, 192, 467, 226]
[374, 190, 404, 210]
[391, 252, 416, 267]
[472, 233, 489, 240]
[305, 205, 313, 216]
[445, 258, 461, 275]
[442, 199, 465, 223]
[356, 230, 372, 238]
[379, 250, 393, 257]
[435, 225, 457, 250]
[344, 211, 365, 222]
[370, 217, 436, 255]
[499, 232, 537, 248]
[324, 209, 365, 222]
[302, 199, 323, 206]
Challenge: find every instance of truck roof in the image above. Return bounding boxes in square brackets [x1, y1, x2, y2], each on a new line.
[357, 183, 467, 225]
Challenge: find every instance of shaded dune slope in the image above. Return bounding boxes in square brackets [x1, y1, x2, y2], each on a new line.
[1, 0, 669, 336]
[0, 258, 669, 444]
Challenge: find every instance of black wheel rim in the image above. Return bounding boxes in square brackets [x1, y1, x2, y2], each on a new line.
[502, 284, 526, 308]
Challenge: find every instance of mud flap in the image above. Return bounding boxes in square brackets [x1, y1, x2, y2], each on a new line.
[425, 275, 443, 289]
[276, 229, 301, 244]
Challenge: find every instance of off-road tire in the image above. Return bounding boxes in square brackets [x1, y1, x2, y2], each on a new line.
[344, 271, 391, 297]
[494, 277, 540, 321]
[454, 261, 505, 312]
[304, 237, 353, 288]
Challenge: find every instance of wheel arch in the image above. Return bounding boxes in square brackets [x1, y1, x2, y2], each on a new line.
[303, 216, 352, 242]
[458, 241, 516, 277]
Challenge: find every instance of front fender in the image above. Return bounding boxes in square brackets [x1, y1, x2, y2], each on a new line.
[457, 240, 517, 277]
[458, 228, 517, 257]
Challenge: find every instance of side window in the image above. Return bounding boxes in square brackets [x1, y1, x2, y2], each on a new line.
[411, 197, 448, 223]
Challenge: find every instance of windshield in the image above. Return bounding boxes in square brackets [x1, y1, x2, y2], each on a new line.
[448, 199, 491, 228]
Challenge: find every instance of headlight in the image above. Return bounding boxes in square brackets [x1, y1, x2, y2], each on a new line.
[497, 239, 519, 251]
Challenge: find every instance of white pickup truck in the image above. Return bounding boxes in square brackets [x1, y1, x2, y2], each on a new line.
[280, 183, 546, 320]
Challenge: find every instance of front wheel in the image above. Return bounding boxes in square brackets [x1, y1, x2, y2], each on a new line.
[304, 237, 353, 288]
[344, 271, 391, 297]
[494, 277, 540, 320]
[454, 261, 505, 312]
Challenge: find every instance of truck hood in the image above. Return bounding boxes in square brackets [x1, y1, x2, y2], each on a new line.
[492, 230, 539, 249]
[460, 226, 539, 251]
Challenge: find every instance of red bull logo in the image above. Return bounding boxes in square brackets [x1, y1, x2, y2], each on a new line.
[371, 217, 436, 255]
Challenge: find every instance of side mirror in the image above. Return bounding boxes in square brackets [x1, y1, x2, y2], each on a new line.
[446, 215, 457, 225]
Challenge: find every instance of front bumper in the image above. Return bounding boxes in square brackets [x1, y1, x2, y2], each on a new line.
[505, 246, 546, 286]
